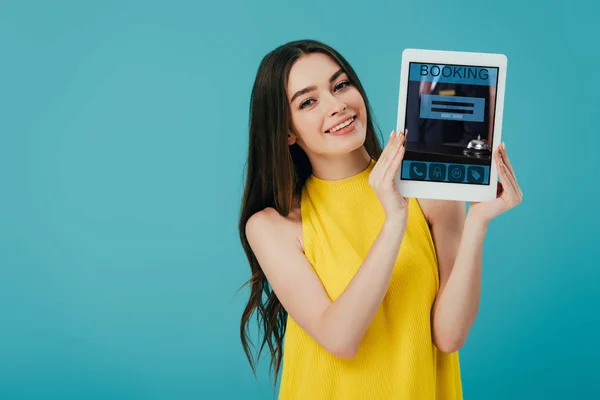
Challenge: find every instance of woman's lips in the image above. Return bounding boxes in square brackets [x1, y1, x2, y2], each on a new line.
[325, 118, 357, 136]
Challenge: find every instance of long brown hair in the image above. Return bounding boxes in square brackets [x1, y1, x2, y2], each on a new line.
[237, 39, 383, 387]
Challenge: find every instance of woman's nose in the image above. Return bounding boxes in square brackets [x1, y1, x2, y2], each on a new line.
[327, 94, 347, 115]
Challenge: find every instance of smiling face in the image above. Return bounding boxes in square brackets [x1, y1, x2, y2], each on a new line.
[286, 52, 368, 157]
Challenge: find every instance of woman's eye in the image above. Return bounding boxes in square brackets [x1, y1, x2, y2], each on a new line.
[335, 81, 350, 91]
[300, 99, 315, 109]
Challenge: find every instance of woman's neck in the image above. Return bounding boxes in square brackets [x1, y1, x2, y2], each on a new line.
[308, 147, 372, 181]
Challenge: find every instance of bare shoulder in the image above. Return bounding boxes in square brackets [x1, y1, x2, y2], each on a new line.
[416, 198, 466, 228]
[245, 203, 304, 252]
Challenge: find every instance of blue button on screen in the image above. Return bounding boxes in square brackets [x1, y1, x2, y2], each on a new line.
[401, 160, 490, 185]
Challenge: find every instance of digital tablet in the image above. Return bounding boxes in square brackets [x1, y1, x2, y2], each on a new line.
[395, 48, 507, 202]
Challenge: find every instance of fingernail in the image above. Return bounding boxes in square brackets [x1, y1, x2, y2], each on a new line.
[396, 130, 401, 139]
[390, 130, 395, 138]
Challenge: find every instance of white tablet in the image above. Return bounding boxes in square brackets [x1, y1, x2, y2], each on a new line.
[395, 48, 507, 202]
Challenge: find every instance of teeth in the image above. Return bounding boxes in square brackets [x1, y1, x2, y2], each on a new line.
[329, 117, 354, 132]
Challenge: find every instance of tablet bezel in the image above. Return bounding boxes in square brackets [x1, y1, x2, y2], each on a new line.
[395, 48, 507, 202]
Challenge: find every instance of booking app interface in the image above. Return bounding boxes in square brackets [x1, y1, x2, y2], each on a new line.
[402, 62, 499, 185]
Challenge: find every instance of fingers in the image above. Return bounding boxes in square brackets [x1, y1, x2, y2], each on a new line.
[383, 130, 406, 183]
[499, 143, 523, 197]
[372, 129, 405, 178]
[494, 149, 521, 207]
[371, 130, 396, 175]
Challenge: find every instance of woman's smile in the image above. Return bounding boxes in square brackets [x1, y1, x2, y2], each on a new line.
[325, 116, 358, 136]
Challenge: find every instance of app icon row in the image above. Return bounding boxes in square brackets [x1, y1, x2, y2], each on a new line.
[408, 162, 485, 183]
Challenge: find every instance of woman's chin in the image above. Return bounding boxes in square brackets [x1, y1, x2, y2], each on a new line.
[341, 130, 368, 153]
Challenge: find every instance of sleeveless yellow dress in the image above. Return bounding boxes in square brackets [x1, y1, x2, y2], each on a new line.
[277, 158, 463, 399]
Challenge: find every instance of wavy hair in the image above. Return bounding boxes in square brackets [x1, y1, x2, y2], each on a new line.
[237, 39, 383, 388]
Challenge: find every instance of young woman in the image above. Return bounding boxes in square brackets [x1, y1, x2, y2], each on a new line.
[238, 39, 522, 399]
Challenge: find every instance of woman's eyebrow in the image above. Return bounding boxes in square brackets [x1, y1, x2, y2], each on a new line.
[290, 68, 345, 103]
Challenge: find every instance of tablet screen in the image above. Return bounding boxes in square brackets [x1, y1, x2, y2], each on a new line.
[401, 62, 499, 185]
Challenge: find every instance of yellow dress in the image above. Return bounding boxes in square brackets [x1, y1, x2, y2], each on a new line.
[278, 158, 463, 399]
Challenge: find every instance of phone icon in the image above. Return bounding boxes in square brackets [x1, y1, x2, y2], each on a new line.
[409, 162, 427, 180]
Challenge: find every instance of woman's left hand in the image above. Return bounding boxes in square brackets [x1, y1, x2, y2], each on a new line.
[468, 142, 523, 225]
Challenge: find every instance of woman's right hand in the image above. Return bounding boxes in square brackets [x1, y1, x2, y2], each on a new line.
[368, 129, 409, 224]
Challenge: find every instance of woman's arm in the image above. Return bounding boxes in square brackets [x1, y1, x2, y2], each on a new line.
[423, 143, 523, 353]
[420, 199, 486, 353]
[246, 210, 406, 359]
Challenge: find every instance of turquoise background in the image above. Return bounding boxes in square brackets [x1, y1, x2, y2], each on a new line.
[1, 0, 598, 398]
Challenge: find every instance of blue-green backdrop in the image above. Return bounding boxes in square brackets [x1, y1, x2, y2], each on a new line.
[1, 0, 598, 398]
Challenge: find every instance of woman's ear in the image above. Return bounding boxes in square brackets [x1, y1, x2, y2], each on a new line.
[287, 131, 297, 145]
